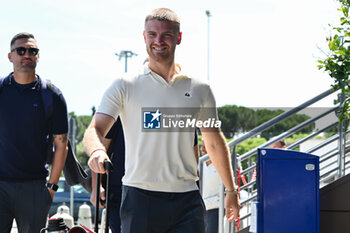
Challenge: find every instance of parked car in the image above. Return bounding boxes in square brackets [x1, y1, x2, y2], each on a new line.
[49, 177, 101, 222]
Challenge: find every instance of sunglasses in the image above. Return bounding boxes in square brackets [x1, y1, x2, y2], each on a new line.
[11, 47, 39, 56]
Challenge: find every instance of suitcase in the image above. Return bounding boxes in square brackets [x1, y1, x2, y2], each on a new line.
[94, 160, 114, 233]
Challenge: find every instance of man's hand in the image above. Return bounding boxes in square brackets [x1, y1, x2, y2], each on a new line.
[88, 150, 110, 174]
[48, 188, 55, 201]
[225, 193, 241, 222]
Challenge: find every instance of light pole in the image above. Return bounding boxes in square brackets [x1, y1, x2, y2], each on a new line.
[206, 10, 212, 82]
[115, 50, 138, 73]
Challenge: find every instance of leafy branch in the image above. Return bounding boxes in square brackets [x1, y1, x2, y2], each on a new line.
[318, 0, 350, 121]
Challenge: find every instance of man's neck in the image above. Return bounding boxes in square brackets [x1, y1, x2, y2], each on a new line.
[13, 70, 36, 84]
[148, 60, 179, 83]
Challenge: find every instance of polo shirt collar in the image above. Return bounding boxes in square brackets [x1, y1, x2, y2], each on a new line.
[143, 63, 189, 83]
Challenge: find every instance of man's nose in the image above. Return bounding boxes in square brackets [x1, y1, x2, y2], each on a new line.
[154, 35, 163, 43]
[23, 52, 31, 57]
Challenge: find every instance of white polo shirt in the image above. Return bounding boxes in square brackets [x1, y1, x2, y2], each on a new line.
[98, 66, 218, 192]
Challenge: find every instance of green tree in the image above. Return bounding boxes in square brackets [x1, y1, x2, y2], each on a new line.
[236, 137, 267, 170]
[236, 137, 267, 157]
[218, 105, 256, 138]
[318, 0, 350, 121]
[218, 106, 314, 140]
[76, 115, 93, 142]
[256, 109, 314, 140]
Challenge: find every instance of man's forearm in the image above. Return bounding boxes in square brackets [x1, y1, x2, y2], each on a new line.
[83, 126, 106, 157]
[210, 146, 237, 191]
[83, 113, 115, 157]
[49, 135, 68, 185]
[202, 130, 237, 191]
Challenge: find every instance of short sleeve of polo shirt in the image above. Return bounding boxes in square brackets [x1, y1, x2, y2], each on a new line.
[97, 78, 125, 119]
[197, 84, 218, 122]
[52, 90, 68, 135]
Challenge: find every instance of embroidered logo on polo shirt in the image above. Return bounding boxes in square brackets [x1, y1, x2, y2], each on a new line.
[33, 103, 38, 107]
[143, 109, 162, 129]
[185, 92, 191, 97]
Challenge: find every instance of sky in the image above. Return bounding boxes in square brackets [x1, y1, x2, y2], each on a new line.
[0, 0, 342, 116]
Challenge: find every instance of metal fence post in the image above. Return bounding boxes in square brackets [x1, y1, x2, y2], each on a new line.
[338, 93, 346, 178]
[68, 116, 78, 217]
[232, 145, 238, 233]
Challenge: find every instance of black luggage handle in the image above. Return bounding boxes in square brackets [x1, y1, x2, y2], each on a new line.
[103, 160, 114, 173]
[94, 160, 114, 233]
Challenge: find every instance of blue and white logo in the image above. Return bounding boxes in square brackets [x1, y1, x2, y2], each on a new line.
[143, 109, 162, 129]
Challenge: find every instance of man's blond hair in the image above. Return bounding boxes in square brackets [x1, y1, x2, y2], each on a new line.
[145, 8, 180, 31]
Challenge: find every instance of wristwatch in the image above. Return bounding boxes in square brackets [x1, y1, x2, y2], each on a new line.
[46, 183, 59, 192]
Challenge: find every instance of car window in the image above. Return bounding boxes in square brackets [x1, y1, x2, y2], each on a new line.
[57, 180, 66, 193]
[73, 184, 89, 194]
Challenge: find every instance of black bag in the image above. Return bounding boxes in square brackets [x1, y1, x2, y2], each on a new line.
[39, 77, 88, 186]
[63, 141, 88, 186]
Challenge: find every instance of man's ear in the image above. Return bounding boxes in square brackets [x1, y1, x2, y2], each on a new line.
[177, 32, 182, 45]
[8, 52, 12, 62]
[143, 31, 146, 41]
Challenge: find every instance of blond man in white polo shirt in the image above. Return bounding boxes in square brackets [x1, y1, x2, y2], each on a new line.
[84, 8, 240, 233]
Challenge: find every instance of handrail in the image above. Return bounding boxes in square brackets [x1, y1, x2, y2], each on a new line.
[320, 148, 339, 163]
[287, 122, 338, 150]
[241, 193, 257, 206]
[238, 107, 338, 161]
[306, 133, 342, 154]
[228, 88, 335, 147]
[239, 180, 256, 190]
[241, 164, 256, 176]
[321, 165, 339, 178]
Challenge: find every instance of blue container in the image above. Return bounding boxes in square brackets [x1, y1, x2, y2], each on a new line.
[256, 148, 319, 233]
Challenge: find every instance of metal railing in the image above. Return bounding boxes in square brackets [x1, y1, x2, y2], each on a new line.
[198, 88, 350, 233]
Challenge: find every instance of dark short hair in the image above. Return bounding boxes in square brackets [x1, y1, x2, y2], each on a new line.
[145, 8, 180, 31]
[278, 139, 286, 147]
[10, 32, 35, 49]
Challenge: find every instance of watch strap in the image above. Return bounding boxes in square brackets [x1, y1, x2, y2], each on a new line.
[46, 182, 58, 192]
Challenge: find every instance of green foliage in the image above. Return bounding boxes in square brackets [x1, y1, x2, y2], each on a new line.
[236, 137, 267, 169]
[256, 109, 314, 140]
[76, 141, 89, 170]
[236, 137, 267, 156]
[218, 105, 256, 138]
[318, 0, 350, 121]
[76, 115, 93, 142]
[218, 105, 314, 140]
[285, 133, 309, 143]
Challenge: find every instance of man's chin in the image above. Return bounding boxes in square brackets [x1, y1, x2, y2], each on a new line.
[149, 54, 170, 63]
[18, 67, 36, 73]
